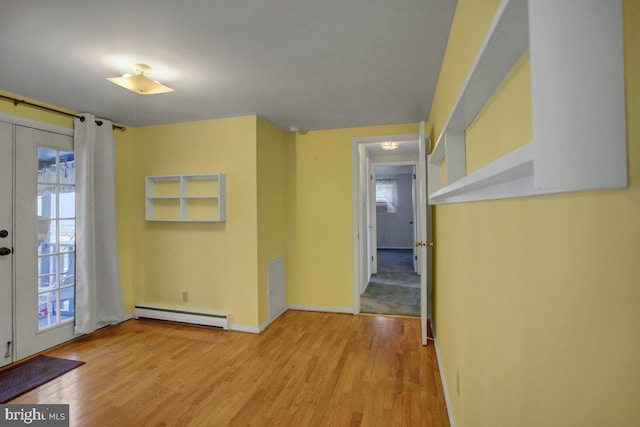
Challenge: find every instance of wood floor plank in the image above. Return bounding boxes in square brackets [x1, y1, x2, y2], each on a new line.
[7, 310, 450, 427]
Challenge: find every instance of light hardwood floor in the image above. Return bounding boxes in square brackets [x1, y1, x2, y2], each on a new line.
[9, 310, 450, 426]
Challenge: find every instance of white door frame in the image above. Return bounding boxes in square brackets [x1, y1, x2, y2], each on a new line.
[351, 132, 423, 314]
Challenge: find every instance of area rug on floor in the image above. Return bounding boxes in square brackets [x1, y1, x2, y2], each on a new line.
[376, 249, 415, 273]
[360, 249, 421, 316]
[0, 355, 85, 403]
[360, 282, 420, 317]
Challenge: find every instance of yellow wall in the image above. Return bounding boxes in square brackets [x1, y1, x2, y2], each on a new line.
[0, 89, 423, 326]
[131, 117, 260, 327]
[285, 123, 419, 309]
[430, 1, 640, 426]
[465, 51, 531, 174]
[0, 90, 74, 129]
[256, 117, 286, 324]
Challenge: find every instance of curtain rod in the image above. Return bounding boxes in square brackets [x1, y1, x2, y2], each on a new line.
[0, 93, 126, 131]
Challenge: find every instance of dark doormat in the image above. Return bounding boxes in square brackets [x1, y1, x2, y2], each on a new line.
[0, 355, 84, 403]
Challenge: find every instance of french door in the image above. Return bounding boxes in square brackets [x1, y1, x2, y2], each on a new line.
[0, 120, 78, 365]
[0, 122, 14, 367]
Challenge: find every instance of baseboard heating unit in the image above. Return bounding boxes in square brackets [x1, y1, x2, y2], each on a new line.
[134, 305, 229, 330]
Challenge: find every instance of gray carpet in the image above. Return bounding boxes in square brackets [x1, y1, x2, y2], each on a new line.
[360, 249, 420, 317]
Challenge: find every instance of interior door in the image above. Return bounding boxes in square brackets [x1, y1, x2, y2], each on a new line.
[426, 186, 434, 326]
[417, 122, 429, 345]
[0, 122, 14, 367]
[14, 125, 77, 360]
[412, 165, 419, 274]
[369, 162, 377, 275]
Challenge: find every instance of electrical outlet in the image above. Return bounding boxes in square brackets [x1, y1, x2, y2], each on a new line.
[182, 291, 189, 302]
[456, 371, 460, 397]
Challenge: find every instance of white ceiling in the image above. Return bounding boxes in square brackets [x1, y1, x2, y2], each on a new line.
[0, 0, 457, 131]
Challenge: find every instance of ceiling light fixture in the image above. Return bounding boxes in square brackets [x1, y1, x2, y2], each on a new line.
[106, 63, 174, 95]
[381, 141, 399, 151]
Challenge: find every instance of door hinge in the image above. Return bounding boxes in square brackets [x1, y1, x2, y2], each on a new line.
[371, 256, 374, 262]
[4, 341, 11, 358]
[415, 255, 418, 261]
[413, 173, 416, 179]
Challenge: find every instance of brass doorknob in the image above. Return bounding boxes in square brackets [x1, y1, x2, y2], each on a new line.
[415, 242, 434, 248]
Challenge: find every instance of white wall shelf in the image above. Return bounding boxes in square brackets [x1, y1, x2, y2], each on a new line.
[428, 0, 627, 205]
[145, 174, 226, 222]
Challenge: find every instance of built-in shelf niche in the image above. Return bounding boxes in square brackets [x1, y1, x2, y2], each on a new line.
[428, 0, 627, 205]
[145, 174, 226, 222]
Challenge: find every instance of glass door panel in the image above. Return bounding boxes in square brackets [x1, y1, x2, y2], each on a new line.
[36, 147, 75, 331]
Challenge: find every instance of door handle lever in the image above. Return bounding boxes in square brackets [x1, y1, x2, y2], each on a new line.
[415, 242, 434, 248]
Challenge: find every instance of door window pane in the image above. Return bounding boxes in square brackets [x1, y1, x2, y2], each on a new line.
[37, 148, 57, 183]
[37, 185, 57, 218]
[38, 291, 59, 329]
[59, 151, 75, 185]
[60, 287, 75, 323]
[39, 275, 56, 292]
[59, 253, 75, 287]
[38, 219, 56, 255]
[59, 186, 75, 218]
[38, 255, 57, 276]
[59, 219, 74, 249]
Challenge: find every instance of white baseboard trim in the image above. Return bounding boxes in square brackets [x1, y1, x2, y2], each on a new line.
[433, 337, 456, 427]
[229, 324, 260, 334]
[128, 308, 262, 334]
[132, 308, 289, 335]
[230, 307, 291, 334]
[288, 304, 354, 314]
[259, 308, 288, 332]
[134, 304, 229, 330]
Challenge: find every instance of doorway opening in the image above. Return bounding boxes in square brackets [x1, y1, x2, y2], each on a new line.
[352, 124, 431, 344]
[361, 164, 420, 316]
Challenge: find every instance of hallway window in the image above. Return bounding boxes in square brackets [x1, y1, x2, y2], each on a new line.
[376, 179, 398, 213]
